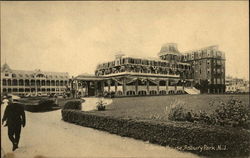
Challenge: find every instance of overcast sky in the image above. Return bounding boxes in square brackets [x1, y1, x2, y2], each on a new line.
[1, 1, 249, 79]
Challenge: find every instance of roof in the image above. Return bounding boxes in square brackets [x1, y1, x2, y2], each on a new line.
[158, 43, 181, 56]
[1, 63, 69, 80]
[182, 45, 219, 54]
[74, 74, 107, 81]
[1, 63, 12, 72]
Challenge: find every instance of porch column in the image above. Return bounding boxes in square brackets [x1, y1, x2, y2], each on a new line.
[85, 81, 88, 96]
[115, 81, 118, 95]
[94, 81, 98, 96]
[75, 80, 79, 98]
[157, 81, 159, 95]
[146, 79, 149, 95]
[122, 78, 126, 96]
[175, 80, 177, 94]
[182, 80, 185, 91]
[101, 81, 104, 96]
[80, 81, 84, 97]
[166, 79, 169, 94]
[135, 79, 138, 95]
[108, 80, 111, 93]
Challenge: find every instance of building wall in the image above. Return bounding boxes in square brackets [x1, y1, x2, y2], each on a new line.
[181, 46, 226, 93]
[225, 77, 249, 93]
[1, 64, 69, 96]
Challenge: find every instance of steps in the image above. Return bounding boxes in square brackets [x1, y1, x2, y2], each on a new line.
[184, 87, 200, 94]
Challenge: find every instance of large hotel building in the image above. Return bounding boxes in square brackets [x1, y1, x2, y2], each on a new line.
[72, 43, 225, 97]
[1, 43, 225, 97]
[1, 63, 69, 96]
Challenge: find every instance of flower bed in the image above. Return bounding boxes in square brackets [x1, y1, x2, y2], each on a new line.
[61, 109, 250, 157]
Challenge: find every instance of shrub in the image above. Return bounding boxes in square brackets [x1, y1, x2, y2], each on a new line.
[96, 98, 106, 111]
[167, 97, 250, 129]
[38, 99, 56, 108]
[168, 100, 189, 121]
[61, 109, 250, 157]
[211, 97, 249, 128]
[24, 99, 59, 112]
[63, 101, 82, 110]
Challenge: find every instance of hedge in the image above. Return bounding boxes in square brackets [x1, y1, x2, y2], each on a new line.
[61, 109, 250, 157]
[24, 99, 59, 112]
[62, 101, 82, 110]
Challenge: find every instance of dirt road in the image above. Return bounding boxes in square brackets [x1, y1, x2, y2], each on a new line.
[1, 106, 201, 158]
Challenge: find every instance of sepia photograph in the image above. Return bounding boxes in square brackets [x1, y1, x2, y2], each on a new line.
[1, 1, 249, 158]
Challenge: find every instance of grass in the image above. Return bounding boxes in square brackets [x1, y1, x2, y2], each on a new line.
[85, 94, 250, 122]
[63, 94, 250, 157]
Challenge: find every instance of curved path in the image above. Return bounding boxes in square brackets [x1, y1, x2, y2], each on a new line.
[1, 105, 201, 158]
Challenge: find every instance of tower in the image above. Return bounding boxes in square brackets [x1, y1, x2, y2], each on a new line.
[158, 43, 181, 62]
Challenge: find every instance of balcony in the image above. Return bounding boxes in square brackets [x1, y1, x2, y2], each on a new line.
[102, 71, 180, 78]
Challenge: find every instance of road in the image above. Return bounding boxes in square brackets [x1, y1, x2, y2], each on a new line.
[1, 105, 201, 158]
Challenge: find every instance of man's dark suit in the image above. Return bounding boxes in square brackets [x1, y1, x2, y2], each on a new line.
[2, 103, 26, 150]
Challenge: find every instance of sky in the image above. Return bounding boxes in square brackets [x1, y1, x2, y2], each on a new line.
[1, 1, 249, 79]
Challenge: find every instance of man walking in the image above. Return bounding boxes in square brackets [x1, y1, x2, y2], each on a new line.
[2, 96, 26, 151]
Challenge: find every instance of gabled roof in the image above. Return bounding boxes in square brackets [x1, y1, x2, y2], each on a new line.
[1, 63, 12, 72]
[1, 63, 69, 80]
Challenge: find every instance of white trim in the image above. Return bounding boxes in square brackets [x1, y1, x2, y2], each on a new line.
[102, 72, 180, 78]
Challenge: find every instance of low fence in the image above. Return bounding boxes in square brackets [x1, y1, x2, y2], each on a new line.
[61, 109, 250, 157]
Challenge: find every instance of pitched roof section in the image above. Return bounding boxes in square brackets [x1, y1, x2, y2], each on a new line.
[158, 43, 181, 56]
[1, 64, 69, 80]
[1, 63, 12, 72]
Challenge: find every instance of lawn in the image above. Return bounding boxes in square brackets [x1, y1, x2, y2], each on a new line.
[85, 94, 250, 122]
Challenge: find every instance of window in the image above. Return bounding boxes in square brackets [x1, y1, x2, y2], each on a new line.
[12, 74, 16, 77]
[5, 73, 9, 77]
[217, 78, 220, 84]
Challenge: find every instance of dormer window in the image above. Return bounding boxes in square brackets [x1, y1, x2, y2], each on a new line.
[36, 74, 45, 78]
[12, 74, 16, 77]
[5, 73, 9, 77]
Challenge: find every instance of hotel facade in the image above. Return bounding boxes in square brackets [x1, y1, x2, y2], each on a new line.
[1, 43, 226, 97]
[72, 43, 226, 97]
[0, 63, 70, 96]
